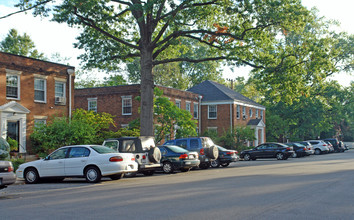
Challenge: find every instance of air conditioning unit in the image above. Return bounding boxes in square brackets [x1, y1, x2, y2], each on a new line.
[55, 96, 66, 104]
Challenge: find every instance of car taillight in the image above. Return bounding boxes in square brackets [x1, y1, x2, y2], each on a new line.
[7, 166, 14, 172]
[226, 151, 234, 155]
[131, 157, 135, 161]
[109, 156, 123, 162]
[179, 154, 188, 159]
[200, 148, 205, 155]
[235, 151, 238, 154]
[142, 155, 146, 159]
[303, 148, 306, 151]
[286, 147, 291, 151]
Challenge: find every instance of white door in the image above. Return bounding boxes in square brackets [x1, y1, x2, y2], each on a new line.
[64, 147, 90, 176]
[40, 148, 68, 177]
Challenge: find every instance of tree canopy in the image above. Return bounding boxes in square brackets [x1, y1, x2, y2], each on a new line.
[7, 0, 315, 136]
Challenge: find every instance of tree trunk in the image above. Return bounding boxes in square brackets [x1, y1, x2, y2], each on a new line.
[140, 46, 154, 136]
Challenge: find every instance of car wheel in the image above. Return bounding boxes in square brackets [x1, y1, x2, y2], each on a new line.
[142, 170, 155, 176]
[148, 147, 162, 163]
[109, 173, 123, 180]
[207, 146, 219, 160]
[180, 168, 190, 172]
[276, 153, 284, 160]
[85, 166, 102, 183]
[24, 168, 40, 184]
[315, 149, 321, 155]
[243, 154, 251, 161]
[221, 163, 230, 167]
[199, 162, 210, 169]
[124, 172, 137, 178]
[292, 152, 297, 158]
[162, 162, 174, 174]
[210, 160, 220, 168]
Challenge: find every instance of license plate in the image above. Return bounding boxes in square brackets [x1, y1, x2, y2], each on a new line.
[185, 162, 191, 165]
[189, 155, 194, 159]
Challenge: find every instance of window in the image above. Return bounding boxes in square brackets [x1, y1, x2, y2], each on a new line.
[242, 106, 246, 116]
[208, 105, 217, 119]
[68, 147, 90, 158]
[175, 100, 181, 109]
[88, 98, 97, 112]
[176, 140, 188, 149]
[34, 78, 46, 102]
[49, 148, 68, 160]
[6, 74, 20, 99]
[207, 127, 218, 134]
[236, 105, 240, 119]
[249, 108, 253, 118]
[256, 109, 259, 118]
[186, 102, 191, 112]
[260, 110, 263, 119]
[55, 82, 66, 104]
[122, 96, 132, 115]
[193, 103, 198, 119]
[34, 119, 46, 127]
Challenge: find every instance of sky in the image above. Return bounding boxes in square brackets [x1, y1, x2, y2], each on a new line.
[0, 0, 353, 86]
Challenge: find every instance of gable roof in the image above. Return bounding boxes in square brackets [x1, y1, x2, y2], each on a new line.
[188, 80, 264, 108]
[0, 101, 30, 114]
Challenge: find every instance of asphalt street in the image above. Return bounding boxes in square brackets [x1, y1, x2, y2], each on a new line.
[1, 150, 354, 220]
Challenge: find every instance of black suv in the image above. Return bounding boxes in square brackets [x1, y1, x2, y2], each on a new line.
[323, 138, 345, 152]
[103, 136, 161, 177]
[163, 137, 219, 169]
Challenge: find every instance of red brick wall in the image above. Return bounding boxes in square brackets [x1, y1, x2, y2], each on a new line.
[0, 52, 74, 153]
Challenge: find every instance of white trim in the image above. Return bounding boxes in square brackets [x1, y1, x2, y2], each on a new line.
[33, 74, 48, 79]
[208, 105, 217, 119]
[6, 72, 21, 100]
[54, 77, 67, 82]
[201, 100, 266, 110]
[34, 78, 47, 103]
[34, 115, 48, 120]
[122, 96, 132, 115]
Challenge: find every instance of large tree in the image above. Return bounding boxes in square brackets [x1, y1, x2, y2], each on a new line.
[0, 28, 45, 59]
[9, 0, 312, 136]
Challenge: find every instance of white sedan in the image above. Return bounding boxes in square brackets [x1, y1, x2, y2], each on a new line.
[16, 145, 138, 184]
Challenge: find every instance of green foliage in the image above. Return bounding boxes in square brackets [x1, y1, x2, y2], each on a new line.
[6, 137, 18, 152]
[154, 88, 197, 143]
[204, 126, 256, 152]
[103, 128, 141, 139]
[0, 137, 10, 160]
[0, 28, 45, 59]
[30, 109, 116, 154]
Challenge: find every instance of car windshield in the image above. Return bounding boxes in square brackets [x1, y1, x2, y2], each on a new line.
[165, 145, 188, 153]
[90, 145, 116, 154]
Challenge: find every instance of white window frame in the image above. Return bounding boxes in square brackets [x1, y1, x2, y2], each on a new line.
[208, 105, 217, 119]
[249, 108, 253, 118]
[256, 109, 259, 118]
[175, 99, 181, 109]
[242, 106, 246, 116]
[236, 105, 240, 119]
[122, 96, 132, 115]
[193, 102, 198, 119]
[34, 78, 47, 103]
[186, 101, 191, 112]
[87, 98, 97, 112]
[6, 69, 21, 100]
[260, 110, 263, 119]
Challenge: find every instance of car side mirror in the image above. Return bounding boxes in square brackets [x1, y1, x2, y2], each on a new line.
[44, 156, 50, 160]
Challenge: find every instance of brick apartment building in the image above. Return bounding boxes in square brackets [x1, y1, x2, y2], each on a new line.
[0, 52, 75, 153]
[75, 80, 266, 146]
[74, 84, 201, 143]
[188, 80, 266, 146]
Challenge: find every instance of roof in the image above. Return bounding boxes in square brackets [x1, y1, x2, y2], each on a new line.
[247, 119, 263, 126]
[188, 80, 264, 108]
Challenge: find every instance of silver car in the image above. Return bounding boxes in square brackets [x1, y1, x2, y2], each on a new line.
[306, 140, 330, 155]
[0, 161, 16, 190]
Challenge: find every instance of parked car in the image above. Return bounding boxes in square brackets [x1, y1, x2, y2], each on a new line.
[296, 141, 314, 155]
[158, 145, 200, 173]
[210, 145, 239, 168]
[240, 143, 294, 161]
[323, 138, 345, 152]
[16, 145, 138, 184]
[0, 160, 16, 190]
[306, 140, 330, 155]
[103, 136, 161, 177]
[164, 137, 218, 169]
[284, 143, 308, 158]
[340, 141, 349, 151]
[324, 141, 335, 153]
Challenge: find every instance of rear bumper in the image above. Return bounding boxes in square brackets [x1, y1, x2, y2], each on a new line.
[139, 163, 162, 171]
[218, 155, 239, 163]
[0, 172, 17, 186]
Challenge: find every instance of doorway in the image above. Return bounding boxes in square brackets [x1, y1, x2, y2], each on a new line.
[7, 121, 19, 152]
